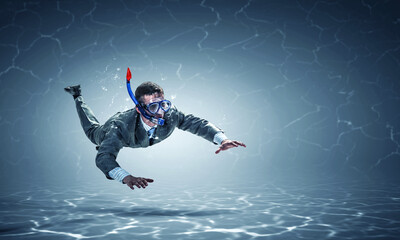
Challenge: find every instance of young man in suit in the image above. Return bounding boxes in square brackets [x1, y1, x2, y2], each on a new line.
[65, 82, 246, 190]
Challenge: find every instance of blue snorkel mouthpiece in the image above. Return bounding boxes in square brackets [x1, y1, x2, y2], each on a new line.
[126, 67, 165, 126]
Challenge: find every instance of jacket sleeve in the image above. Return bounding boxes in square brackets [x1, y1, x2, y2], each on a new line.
[175, 107, 223, 145]
[95, 122, 124, 179]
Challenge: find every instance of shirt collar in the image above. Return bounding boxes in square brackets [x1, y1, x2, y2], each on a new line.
[140, 115, 156, 131]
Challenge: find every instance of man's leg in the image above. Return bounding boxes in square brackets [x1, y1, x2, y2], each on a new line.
[65, 85, 103, 145]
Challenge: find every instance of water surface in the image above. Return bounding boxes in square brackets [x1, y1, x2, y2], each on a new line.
[1, 181, 400, 239]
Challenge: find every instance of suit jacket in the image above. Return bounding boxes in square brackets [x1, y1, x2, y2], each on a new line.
[94, 105, 223, 179]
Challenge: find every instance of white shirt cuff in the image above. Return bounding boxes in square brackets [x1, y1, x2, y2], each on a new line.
[213, 132, 228, 145]
[108, 167, 130, 183]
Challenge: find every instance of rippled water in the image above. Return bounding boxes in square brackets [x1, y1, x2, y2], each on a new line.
[1, 181, 400, 239]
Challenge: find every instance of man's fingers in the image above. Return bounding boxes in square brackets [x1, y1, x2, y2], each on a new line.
[127, 182, 134, 190]
[138, 180, 146, 188]
[142, 179, 148, 186]
[125, 177, 155, 190]
[216, 140, 247, 154]
[223, 142, 238, 149]
[233, 141, 246, 147]
[215, 147, 222, 154]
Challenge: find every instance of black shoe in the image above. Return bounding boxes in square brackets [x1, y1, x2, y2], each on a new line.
[64, 85, 81, 99]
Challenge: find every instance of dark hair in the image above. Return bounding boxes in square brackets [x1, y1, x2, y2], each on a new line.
[135, 81, 164, 104]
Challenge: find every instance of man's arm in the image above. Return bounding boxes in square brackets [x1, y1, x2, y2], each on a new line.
[96, 122, 154, 190]
[95, 123, 124, 179]
[175, 107, 246, 153]
[175, 108, 246, 154]
[176, 108, 223, 144]
[213, 131, 228, 145]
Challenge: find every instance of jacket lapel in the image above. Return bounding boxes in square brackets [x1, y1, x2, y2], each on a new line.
[132, 109, 177, 147]
[135, 114, 150, 148]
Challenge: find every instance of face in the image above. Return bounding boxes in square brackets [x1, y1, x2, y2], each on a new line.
[136, 93, 165, 126]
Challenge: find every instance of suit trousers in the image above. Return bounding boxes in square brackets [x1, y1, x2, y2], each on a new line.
[74, 96, 104, 146]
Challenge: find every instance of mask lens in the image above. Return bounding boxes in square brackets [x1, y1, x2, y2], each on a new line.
[148, 103, 159, 114]
[161, 101, 171, 111]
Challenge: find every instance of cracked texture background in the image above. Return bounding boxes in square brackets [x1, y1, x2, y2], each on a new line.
[0, 0, 399, 190]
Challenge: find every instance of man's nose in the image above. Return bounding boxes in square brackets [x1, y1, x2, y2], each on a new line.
[156, 108, 164, 117]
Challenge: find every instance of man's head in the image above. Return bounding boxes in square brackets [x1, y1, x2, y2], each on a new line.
[135, 82, 169, 126]
[135, 81, 164, 104]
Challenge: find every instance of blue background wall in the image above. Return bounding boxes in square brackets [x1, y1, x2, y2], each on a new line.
[1, 0, 399, 190]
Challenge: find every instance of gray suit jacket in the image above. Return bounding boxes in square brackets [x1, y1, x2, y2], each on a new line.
[94, 105, 223, 179]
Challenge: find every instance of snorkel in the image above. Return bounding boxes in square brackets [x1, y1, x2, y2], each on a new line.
[126, 67, 165, 126]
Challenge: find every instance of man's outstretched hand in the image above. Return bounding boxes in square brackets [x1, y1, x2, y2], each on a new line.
[215, 139, 246, 154]
[122, 175, 154, 190]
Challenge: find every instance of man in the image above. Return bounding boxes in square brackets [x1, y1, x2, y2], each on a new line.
[64, 82, 246, 190]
